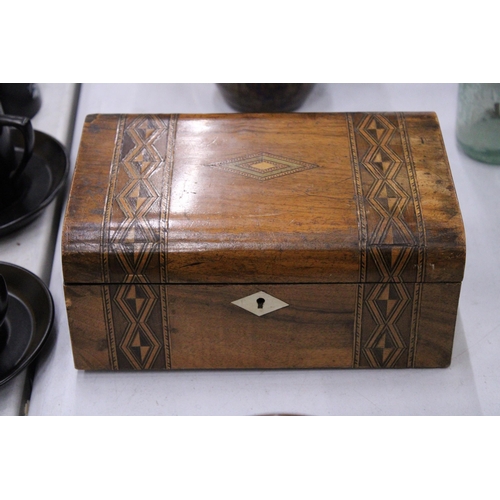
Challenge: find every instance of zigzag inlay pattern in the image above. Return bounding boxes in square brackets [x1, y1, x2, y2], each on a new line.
[348, 113, 426, 368]
[357, 114, 417, 258]
[115, 283, 161, 369]
[101, 115, 177, 370]
[111, 117, 167, 279]
[363, 282, 410, 367]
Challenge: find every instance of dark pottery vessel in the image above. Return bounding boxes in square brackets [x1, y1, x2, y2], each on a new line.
[217, 83, 315, 112]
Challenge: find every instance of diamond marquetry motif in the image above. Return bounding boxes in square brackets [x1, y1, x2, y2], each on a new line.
[122, 325, 161, 368]
[362, 282, 409, 368]
[130, 329, 154, 363]
[231, 291, 289, 317]
[115, 283, 161, 369]
[115, 283, 157, 322]
[366, 117, 389, 141]
[365, 328, 406, 367]
[206, 152, 319, 181]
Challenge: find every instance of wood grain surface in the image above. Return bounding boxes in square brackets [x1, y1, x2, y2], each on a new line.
[64, 282, 460, 369]
[62, 113, 465, 370]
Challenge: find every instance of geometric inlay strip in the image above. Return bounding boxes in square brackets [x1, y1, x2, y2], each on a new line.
[101, 115, 177, 370]
[347, 113, 426, 367]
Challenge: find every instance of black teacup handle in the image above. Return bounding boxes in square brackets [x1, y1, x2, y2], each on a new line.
[0, 114, 35, 184]
[0, 275, 8, 328]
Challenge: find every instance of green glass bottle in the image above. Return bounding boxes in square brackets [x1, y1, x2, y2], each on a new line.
[456, 83, 500, 164]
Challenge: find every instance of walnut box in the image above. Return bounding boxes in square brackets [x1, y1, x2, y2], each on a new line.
[62, 113, 465, 370]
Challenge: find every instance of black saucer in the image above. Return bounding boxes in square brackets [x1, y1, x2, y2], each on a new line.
[0, 129, 68, 237]
[0, 262, 54, 386]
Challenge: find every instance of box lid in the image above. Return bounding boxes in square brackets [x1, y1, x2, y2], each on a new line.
[62, 112, 465, 285]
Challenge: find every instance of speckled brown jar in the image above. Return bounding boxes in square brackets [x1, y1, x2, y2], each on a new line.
[217, 83, 315, 112]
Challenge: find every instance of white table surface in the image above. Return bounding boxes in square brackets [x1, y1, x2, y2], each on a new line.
[28, 83, 500, 415]
[0, 83, 79, 415]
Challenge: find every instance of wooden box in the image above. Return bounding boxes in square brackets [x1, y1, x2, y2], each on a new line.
[62, 113, 465, 370]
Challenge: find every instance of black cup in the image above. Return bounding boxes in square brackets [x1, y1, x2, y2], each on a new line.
[0, 104, 35, 208]
[0, 84, 42, 119]
[217, 83, 315, 112]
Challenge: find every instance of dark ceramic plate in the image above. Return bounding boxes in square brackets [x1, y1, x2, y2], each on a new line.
[0, 129, 68, 237]
[0, 262, 54, 386]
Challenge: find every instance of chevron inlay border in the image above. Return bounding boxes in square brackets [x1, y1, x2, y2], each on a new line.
[347, 113, 426, 368]
[101, 115, 178, 370]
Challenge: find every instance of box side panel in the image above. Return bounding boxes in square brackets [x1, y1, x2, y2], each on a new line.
[405, 113, 466, 282]
[168, 284, 357, 369]
[413, 283, 461, 368]
[62, 115, 120, 284]
[65, 285, 112, 370]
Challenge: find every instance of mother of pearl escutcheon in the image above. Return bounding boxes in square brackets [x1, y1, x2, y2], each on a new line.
[231, 291, 289, 317]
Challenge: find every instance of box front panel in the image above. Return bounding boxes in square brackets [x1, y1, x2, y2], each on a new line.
[65, 282, 459, 370]
[168, 284, 357, 369]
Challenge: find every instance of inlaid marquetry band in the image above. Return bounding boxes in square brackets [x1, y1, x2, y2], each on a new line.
[100, 115, 178, 370]
[347, 113, 426, 368]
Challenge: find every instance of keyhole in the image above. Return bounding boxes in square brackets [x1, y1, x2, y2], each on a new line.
[256, 297, 265, 309]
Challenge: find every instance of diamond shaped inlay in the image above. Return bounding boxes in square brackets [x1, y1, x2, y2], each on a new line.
[120, 323, 161, 369]
[364, 327, 406, 367]
[114, 283, 157, 322]
[231, 291, 289, 316]
[206, 152, 319, 181]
